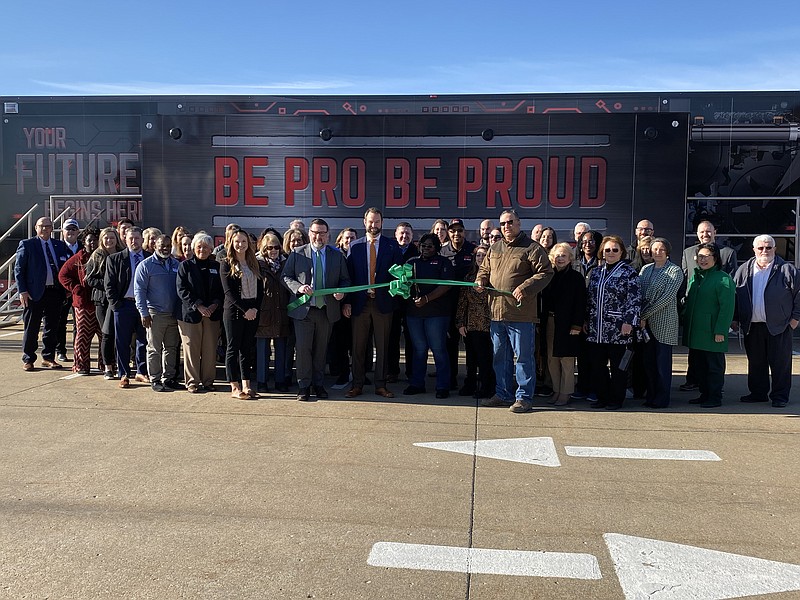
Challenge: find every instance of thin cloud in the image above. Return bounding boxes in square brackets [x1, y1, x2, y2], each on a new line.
[28, 79, 357, 95]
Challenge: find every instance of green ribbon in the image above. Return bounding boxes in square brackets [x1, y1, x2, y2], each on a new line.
[287, 262, 516, 311]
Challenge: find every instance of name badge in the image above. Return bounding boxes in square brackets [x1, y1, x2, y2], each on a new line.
[210, 269, 218, 274]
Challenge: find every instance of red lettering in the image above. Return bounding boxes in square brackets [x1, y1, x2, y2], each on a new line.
[313, 158, 338, 207]
[516, 157, 543, 208]
[385, 158, 410, 208]
[285, 157, 309, 207]
[215, 157, 239, 206]
[548, 156, 575, 208]
[486, 158, 513, 209]
[244, 157, 269, 206]
[342, 158, 365, 207]
[415, 158, 440, 208]
[457, 158, 483, 208]
[580, 157, 606, 207]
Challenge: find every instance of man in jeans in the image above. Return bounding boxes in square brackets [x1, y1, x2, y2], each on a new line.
[475, 210, 553, 413]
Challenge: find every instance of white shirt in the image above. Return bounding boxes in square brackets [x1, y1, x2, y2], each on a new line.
[751, 260, 772, 323]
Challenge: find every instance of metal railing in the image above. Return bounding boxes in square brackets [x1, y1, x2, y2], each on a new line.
[0, 204, 39, 327]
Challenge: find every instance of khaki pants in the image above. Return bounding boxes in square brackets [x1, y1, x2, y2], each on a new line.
[178, 318, 221, 387]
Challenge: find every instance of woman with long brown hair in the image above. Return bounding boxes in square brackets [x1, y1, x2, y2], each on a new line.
[220, 229, 263, 399]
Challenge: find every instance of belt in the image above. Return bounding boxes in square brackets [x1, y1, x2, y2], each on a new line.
[124, 296, 135, 301]
[309, 305, 326, 310]
[45, 284, 58, 289]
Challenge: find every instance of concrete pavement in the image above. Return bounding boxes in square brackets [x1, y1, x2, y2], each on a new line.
[1, 324, 799, 599]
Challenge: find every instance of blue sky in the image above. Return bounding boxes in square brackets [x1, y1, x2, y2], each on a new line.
[3, 0, 797, 96]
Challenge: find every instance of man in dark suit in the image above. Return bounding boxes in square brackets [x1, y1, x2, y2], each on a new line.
[343, 207, 403, 398]
[15, 216, 72, 370]
[105, 226, 151, 388]
[282, 218, 350, 401]
[387, 222, 418, 383]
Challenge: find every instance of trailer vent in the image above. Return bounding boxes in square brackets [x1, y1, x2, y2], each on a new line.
[4, 102, 19, 114]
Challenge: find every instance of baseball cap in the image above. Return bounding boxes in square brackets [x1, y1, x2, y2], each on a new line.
[63, 219, 80, 230]
[448, 218, 465, 230]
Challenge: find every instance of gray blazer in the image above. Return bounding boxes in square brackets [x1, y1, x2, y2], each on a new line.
[282, 244, 350, 323]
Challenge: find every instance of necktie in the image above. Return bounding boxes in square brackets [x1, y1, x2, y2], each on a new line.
[313, 250, 325, 308]
[134, 253, 143, 270]
[369, 239, 377, 287]
[44, 241, 59, 286]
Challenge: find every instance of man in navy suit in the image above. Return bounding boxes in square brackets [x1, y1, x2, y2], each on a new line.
[105, 227, 151, 388]
[343, 207, 403, 399]
[282, 218, 351, 401]
[15, 216, 72, 370]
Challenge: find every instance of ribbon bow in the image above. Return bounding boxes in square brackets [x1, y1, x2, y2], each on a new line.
[387, 263, 413, 299]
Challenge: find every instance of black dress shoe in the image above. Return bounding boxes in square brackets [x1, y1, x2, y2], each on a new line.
[297, 388, 313, 402]
[605, 403, 622, 410]
[313, 386, 329, 399]
[163, 379, 183, 390]
[458, 384, 476, 396]
[152, 382, 171, 392]
[740, 394, 768, 403]
[275, 382, 290, 393]
[403, 385, 425, 395]
[688, 397, 705, 404]
[589, 400, 607, 409]
[435, 389, 450, 399]
[772, 401, 788, 408]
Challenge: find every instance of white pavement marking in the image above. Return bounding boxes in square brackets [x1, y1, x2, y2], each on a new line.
[414, 437, 560, 467]
[565, 446, 721, 461]
[368, 542, 601, 579]
[60, 373, 85, 380]
[605, 533, 800, 599]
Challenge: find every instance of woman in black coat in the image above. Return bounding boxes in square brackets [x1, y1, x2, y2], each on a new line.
[176, 233, 224, 393]
[540, 243, 587, 406]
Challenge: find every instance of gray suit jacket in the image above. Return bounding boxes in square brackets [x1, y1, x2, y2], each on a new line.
[282, 244, 350, 323]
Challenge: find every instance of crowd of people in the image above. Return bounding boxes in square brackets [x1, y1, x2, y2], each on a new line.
[15, 210, 800, 412]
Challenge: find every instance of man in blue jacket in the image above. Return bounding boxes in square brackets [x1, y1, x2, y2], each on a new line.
[732, 235, 800, 408]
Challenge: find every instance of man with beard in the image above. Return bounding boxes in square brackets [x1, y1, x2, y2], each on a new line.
[479, 219, 494, 247]
[343, 207, 403, 399]
[134, 234, 182, 392]
[105, 226, 151, 388]
[440, 218, 476, 391]
[732, 235, 800, 408]
[282, 218, 349, 401]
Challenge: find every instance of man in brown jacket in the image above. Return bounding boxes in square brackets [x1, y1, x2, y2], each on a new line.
[476, 210, 553, 413]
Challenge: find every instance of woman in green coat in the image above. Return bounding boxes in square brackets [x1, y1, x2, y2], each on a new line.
[682, 243, 735, 407]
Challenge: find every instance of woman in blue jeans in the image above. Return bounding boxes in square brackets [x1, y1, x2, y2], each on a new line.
[403, 233, 454, 399]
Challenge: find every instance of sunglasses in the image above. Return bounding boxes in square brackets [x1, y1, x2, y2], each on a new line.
[604, 248, 621, 253]
[265, 245, 281, 250]
[755, 246, 773, 251]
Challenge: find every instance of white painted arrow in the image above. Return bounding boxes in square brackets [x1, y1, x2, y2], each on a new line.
[605, 533, 800, 599]
[368, 542, 601, 579]
[566, 446, 721, 461]
[414, 437, 561, 467]
[415, 437, 720, 466]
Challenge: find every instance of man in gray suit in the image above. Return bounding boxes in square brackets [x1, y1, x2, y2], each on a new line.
[282, 218, 351, 401]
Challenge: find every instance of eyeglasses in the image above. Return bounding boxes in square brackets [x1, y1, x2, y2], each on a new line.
[636, 227, 654, 233]
[309, 230, 328, 235]
[582, 239, 596, 245]
[450, 229, 464, 233]
[755, 246, 773, 251]
[499, 220, 515, 227]
[604, 248, 621, 253]
[489, 234, 502, 239]
[697, 254, 714, 260]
